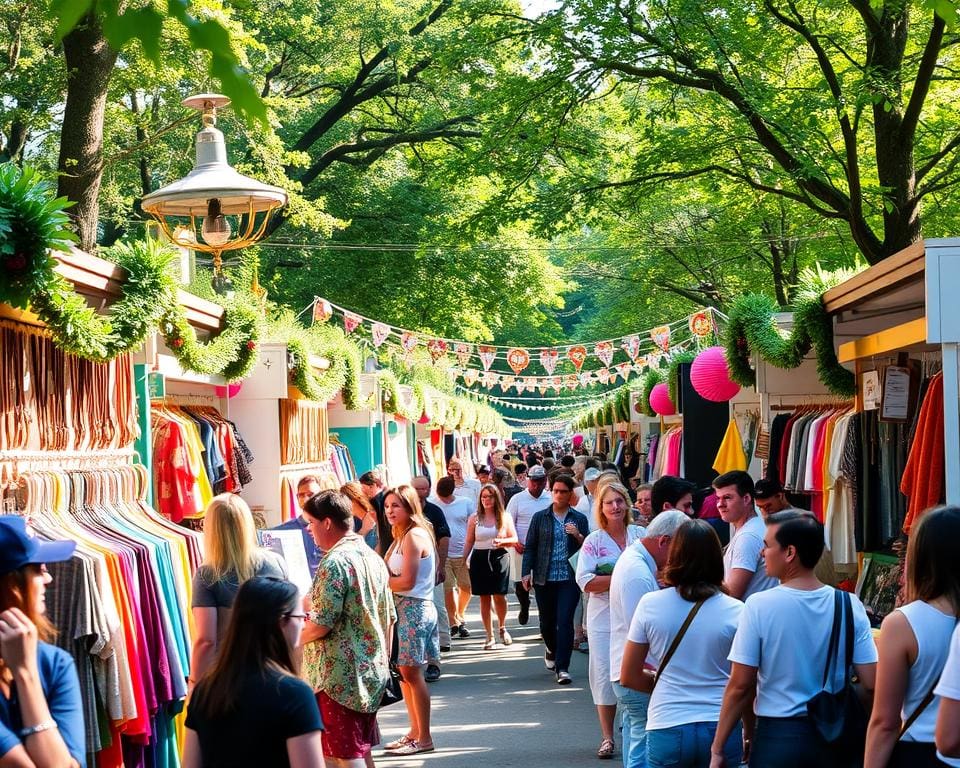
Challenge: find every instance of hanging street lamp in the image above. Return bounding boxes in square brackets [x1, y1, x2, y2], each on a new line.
[141, 94, 287, 294]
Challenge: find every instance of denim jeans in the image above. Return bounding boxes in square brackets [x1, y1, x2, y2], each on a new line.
[533, 580, 581, 673]
[750, 716, 833, 768]
[646, 721, 742, 768]
[612, 681, 650, 768]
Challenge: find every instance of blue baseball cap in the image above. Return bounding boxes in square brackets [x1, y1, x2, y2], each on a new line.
[0, 516, 76, 576]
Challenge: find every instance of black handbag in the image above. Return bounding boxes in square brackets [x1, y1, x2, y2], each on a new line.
[379, 663, 403, 708]
[806, 589, 868, 763]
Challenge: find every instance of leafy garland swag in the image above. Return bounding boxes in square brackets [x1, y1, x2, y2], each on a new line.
[0, 164, 258, 381]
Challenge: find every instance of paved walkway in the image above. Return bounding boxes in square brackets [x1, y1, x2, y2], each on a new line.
[376, 597, 611, 767]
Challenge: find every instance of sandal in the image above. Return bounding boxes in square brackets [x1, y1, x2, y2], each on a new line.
[483, 638, 496, 650]
[597, 738, 615, 759]
[384, 735, 414, 750]
[499, 628, 513, 646]
[392, 740, 435, 755]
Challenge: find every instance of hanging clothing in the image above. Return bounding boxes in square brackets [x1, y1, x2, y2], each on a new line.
[901, 372, 945, 534]
[713, 419, 748, 474]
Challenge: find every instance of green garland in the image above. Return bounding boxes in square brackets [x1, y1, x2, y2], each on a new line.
[162, 300, 261, 383]
[666, 349, 697, 407]
[723, 264, 858, 397]
[639, 368, 665, 416]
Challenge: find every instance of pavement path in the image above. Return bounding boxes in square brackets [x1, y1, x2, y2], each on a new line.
[376, 596, 614, 767]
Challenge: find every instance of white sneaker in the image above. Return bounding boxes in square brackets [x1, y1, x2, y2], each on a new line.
[544, 652, 556, 670]
[556, 671, 572, 685]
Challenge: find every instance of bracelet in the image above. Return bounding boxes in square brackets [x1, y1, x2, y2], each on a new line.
[19, 720, 57, 738]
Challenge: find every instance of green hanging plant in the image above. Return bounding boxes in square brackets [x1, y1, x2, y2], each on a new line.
[162, 299, 261, 383]
[723, 264, 859, 397]
[639, 368, 665, 417]
[666, 349, 698, 407]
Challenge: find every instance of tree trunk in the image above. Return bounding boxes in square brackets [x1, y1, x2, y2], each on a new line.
[57, 14, 117, 252]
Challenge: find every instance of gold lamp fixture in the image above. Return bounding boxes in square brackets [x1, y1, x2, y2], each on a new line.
[140, 94, 288, 281]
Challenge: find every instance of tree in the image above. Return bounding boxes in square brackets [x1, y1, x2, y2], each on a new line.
[505, 0, 960, 264]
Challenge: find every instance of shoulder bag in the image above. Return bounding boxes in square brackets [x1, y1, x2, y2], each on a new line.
[806, 589, 868, 761]
[653, 598, 706, 687]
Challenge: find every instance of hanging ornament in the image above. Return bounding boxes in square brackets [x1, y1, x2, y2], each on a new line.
[690, 345, 741, 402]
[540, 349, 559, 374]
[400, 332, 419, 354]
[507, 347, 530, 375]
[688, 310, 714, 338]
[479, 345, 496, 371]
[615, 362, 633, 382]
[568, 345, 588, 371]
[427, 338, 448, 362]
[597, 368, 611, 384]
[342, 311, 362, 334]
[463, 369, 479, 387]
[649, 383, 676, 416]
[455, 342, 473, 367]
[371, 322, 391, 348]
[650, 325, 672, 352]
[594, 341, 614, 367]
[621, 335, 641, 360]
[312, 298, 333, 324]
[565, 374, 579, 390]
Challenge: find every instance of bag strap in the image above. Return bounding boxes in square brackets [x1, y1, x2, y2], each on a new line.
[654, 598, 706, 686]
[822, 588, 844, 687]
[899, 617, 960, 737]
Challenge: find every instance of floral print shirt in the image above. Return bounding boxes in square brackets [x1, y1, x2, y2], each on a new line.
[302, 533, 395, 713]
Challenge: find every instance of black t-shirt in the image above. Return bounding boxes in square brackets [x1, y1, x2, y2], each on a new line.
[186, 668, 323, 767]
[421, 499, 451, 541]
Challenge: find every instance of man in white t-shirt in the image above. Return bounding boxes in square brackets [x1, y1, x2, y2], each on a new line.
[709, 511, 877, 768]
[609, 510, 688, 768]
[447, 457, 481, 509]
[433, 476, 476, 639]
[505, 465, 551, 625]
[714, 471, 778, 601]
[935, 623, 960, 765]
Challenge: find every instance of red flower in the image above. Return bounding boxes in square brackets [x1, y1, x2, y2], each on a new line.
[171, 338, 184, 348]
[246, 340, 257, 350]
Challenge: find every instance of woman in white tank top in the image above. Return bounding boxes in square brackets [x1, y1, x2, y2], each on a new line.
[865, 506, 960, 768]
[383, 486, 439, 756]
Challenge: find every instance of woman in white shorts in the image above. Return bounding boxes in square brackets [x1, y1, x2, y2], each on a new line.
[575, 482, 644, 760]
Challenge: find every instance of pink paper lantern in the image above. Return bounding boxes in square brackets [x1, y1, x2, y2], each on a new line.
[649, 382, 676, 416]
[690, 346, 741, 402]
[572, 434, 584, 448]
[214, 382, 243, 399]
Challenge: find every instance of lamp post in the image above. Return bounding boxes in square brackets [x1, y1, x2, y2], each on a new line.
[140, 94, 287, 293]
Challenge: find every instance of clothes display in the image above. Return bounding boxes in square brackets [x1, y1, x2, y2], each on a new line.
[713, 419, 748, 474]
[7, 465, 202, 768]
[151, 402, 254, 523]
[280, 399, 329, 467]
[901, 372, 945, 534]
[648, 426, 683, 480]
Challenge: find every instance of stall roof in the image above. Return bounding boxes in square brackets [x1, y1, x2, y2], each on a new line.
[0, 245, 223, 331]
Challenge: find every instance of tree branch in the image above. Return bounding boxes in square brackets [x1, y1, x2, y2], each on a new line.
[901, 13, 946, 144]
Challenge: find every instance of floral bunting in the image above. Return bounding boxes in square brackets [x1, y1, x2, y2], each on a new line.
[427, 338, 448, 362]
[312, 298, 333, 324]
[615, 362, 633, 381]
[650, 325, 671, 352]
[500, 375, 516, 392]
[551, 376, 563, 392]
[400, 332, 419, 353]
[597, 367, 611, 384]
[455, 342, 473, 367]
[688, 310, 713, 338]
[579, 371, 593, 387]
[481, 370, 497, 388]
[371, 322, 391, 348]
[463, 368, 479, 387]
[342, 311, 362, 334]
[507, 347, 531, 374]
[594, 341, 614, 367]
[540, 349, 558, 374]
[567, 345, 588, 371]
[565, 374, 579, 390]
[478, 345, 496, 371]
[621, 335, 640, 360]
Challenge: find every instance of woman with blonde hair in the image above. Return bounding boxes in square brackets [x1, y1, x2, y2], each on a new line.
[191, 493, 287, 687]
[340, 481, 379, 549]
[575, 482, 645, 759]
[463, 483, 519, 650]
[383, 486, 438, 756]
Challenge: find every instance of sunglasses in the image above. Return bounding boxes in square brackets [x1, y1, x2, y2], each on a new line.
[283, 612, 308, 621]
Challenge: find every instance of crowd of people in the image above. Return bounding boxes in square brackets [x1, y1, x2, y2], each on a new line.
[2, 445, 960, 768]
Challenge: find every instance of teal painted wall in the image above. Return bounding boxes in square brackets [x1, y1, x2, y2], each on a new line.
[335, 425, 383, 475]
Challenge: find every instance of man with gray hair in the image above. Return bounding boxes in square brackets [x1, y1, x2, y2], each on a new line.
[609, 509, 689, 768]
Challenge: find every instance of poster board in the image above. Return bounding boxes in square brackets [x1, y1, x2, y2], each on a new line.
[856, 552, 902, 625]
[257, 529, 313, 597]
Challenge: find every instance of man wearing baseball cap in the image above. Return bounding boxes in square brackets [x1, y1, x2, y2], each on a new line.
[505, 465, 551, 625]
[0, 516, 84, 767]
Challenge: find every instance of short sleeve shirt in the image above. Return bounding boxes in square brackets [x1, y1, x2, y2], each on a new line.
[723, 514, 779, 599]
[186, 668, 323, 767]
[302, 534, 395, 713]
